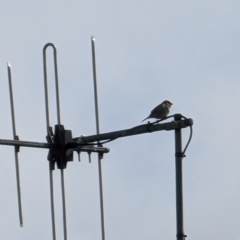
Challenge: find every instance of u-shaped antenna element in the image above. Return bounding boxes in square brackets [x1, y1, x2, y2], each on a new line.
[43, 43, 67, 240]
[7, 63, 23, 227]
[43, 43, 61, 129]
[91, 36, 106, 240]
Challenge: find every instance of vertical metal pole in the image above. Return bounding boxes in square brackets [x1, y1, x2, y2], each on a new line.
[43, 43, 67, 240]
[174, 114, 186, 240]
[7, 63, 23, 227]
[91, 39, 100, 133]
[91, 36, 105, 240]
[52, 47, 61, 126]
[61, 169, 67, 240]
[43, 45, 50, 130]
[43, 44, 56, 240]
[49, 166, 56, 240]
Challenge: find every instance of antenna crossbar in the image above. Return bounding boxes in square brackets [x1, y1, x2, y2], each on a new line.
[73, 116, 193, 144]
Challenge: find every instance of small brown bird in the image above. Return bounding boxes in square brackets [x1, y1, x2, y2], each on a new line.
[141, 100, 173, 122]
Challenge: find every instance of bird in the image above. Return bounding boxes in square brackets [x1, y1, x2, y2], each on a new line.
[141, 100, 173, 122]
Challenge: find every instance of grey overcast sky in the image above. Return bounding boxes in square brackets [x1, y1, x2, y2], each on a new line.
[0, 0, 240, 239]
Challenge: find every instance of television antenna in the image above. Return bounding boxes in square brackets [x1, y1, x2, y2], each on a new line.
[1, 38, 193, 240]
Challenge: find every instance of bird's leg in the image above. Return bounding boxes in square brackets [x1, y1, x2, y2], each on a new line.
[146, 121, 153, 132]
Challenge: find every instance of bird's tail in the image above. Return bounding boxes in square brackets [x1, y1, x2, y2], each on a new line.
[141, 117, 149, 122]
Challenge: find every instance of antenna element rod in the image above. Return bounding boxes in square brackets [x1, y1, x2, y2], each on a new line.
[43, 43, 64, 240]
[91, 36, 105, 240]
[61, 169, 68, 240]
[49, 168, 56, 240]
[7, 63, 23, 227]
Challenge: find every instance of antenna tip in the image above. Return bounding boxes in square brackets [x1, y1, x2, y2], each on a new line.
[7, 62, 11, 67]
[91, 36, 95, 41]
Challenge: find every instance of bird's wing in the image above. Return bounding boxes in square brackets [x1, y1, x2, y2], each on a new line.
[150, 104, 162, 115]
